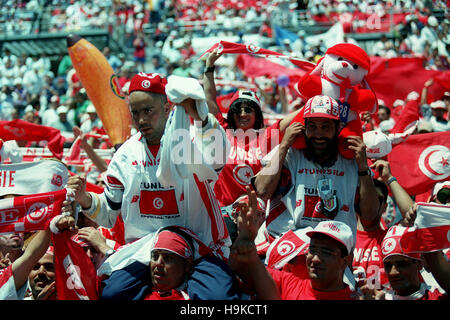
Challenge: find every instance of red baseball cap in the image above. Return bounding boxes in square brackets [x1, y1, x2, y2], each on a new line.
[128, 72, 167, 95]
[303, 95, 340, 121]
[152, 230, 193, 259]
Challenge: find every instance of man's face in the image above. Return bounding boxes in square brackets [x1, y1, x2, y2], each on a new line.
[377, 108, 389, 121]
[306, 235, 349, 289]
[129, 91, 169, 145]
[150, 249, 191, 292]
[305, 118, 338, 159]
[59, 113, 67, 122]
[383, 255, 422, 296]
[232, 102, 256, 130]
[443, 96, 450, 108]
[23, 112, 35, 123]
[431, 108, 445, 120]
[28, 253, 55, 299]
[0, 233, 24, 250]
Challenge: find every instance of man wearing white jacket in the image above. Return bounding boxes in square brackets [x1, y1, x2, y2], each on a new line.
[68, 72, 241, 300]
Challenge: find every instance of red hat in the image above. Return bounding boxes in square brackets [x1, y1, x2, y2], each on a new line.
[381, 227, 421, 261]
[153, 230, 193, 259]
[128, 72, 167, 95]
[303, 95, 340, 120]
[326, 43, 370, 72]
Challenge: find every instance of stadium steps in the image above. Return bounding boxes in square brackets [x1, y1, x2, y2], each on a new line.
[0, 30, 120, 58]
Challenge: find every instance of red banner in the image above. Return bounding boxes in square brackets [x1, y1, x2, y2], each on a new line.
[52, 231, 99, 300]
[266, 229, 310, 270]
[367, 57, 445, 108]
[200, 40, 315, 71]
[235, 54, 309, 91]
[387, 131, 450, 195]
[400, 202, 450, 253]
[0, 189, 67, 234]
[0, 120, 65, 159]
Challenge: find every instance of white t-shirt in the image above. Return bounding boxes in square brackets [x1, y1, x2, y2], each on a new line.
[430, 117, 450, 132]
[267, 148, 359, 241]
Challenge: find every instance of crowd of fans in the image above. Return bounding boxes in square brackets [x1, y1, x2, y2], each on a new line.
[0, 0, 448, 303]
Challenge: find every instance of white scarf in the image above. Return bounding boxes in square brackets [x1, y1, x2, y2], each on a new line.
[384, 282, 429, 300]
[156, 75, 221, 188]
[0, 159, 68, 196]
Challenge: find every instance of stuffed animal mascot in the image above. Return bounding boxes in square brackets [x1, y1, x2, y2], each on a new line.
[288, 43, 378, 158]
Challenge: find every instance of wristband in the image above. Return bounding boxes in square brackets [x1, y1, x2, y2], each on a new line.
[386, 176, 397, 185]
[204, 66, 215, 73]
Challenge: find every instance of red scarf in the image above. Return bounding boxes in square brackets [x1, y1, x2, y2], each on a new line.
[0, 120, 65, 159]
[200, 40, 315, 71]
[0, 189, 67, 234]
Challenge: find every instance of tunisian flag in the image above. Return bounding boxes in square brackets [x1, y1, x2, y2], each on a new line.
[0, 120, 65, 159]
[399, 202, 450, 253]
[52, 231, 99, 300]
[367, 57, 444, 108]
[265, 228, 311, 270]
[235, 54, 309, 91]
[200, 41, 315, 71]
[0, 189, 67, 234]
[387, 131, 450, 196]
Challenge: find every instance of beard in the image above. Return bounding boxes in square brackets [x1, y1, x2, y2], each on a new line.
[304, 134, 339, 163]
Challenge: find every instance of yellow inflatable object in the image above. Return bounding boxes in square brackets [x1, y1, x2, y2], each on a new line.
[67, 34, 132, 146]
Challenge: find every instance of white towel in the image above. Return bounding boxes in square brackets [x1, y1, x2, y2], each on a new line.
[157, 76, 229, 188]
[0, 140, 22, 163]
[164, 75, 208, 121]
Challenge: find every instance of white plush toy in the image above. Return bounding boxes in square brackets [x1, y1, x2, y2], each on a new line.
[290, 43, 379, 158]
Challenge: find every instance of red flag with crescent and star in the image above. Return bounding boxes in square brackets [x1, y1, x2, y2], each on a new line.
[387, 131, 450, 196]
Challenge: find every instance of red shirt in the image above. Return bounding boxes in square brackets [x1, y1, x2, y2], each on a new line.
[420, 289, 448, 300]
[268, 268, 355, 300]
[353, 227, 389, 289]
[213, 113, 280, 207]
[143, 289, 187, 300]
[0, 265, 13, 289]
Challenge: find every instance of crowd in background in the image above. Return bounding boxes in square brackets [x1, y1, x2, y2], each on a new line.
[0, 0, 448, 134]
[0, 0, 448, 302]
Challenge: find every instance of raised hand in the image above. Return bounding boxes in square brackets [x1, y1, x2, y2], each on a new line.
[281, 122, 305, 149]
